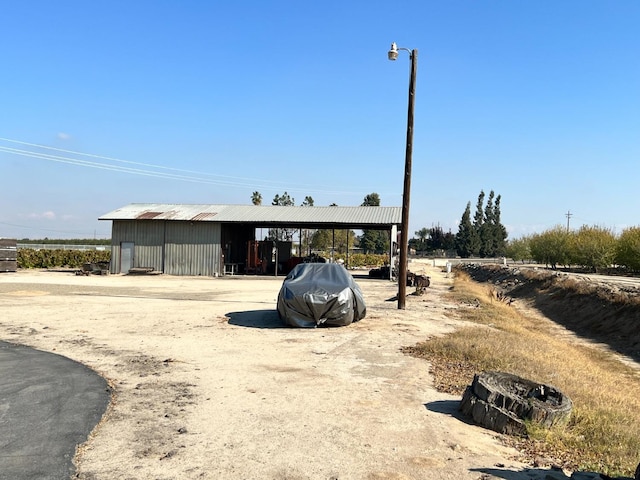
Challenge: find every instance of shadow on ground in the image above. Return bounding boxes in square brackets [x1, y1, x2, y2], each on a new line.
[226, 309, 287, 329]
[470, 466, 611, 480]
[424, 400, 477, 427]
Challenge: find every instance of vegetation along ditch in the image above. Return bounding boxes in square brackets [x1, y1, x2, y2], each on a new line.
[403, 264, 640, 478]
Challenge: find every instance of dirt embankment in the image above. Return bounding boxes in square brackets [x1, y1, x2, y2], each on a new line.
[460, 264, 640, 365]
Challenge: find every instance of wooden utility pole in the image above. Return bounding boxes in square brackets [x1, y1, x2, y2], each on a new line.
[397, 49, 417, 309]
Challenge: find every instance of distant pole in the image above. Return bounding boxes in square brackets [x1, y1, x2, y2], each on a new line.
[565, 211, 572, 232]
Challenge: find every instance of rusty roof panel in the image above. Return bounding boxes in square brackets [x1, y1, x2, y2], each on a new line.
[191, 212, 218, 221]
[137, 211, 163, 220]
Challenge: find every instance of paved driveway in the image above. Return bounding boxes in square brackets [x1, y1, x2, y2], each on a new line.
[0, 341, 110, 480]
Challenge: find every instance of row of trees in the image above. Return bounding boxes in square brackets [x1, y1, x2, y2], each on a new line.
[506, 225, 640, 272]
[250, 189, 510, 259]
[410, 225, 455, 253]
[455, 190, 508, 258]
[251, 190, 361, 254]
[410, 190, 509, 258]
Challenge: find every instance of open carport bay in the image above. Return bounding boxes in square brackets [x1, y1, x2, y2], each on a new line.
[0, 265, 534, 480]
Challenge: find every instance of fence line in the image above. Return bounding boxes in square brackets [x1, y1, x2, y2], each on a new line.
[17, 244, 109, 251]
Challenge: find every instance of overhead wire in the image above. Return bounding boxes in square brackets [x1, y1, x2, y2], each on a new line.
[0, 137, 285, 185]
[0, 137, 390, 197]
[0, 220, 110, 237]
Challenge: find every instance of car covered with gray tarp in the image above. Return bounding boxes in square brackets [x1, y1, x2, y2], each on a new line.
[277, 263, 366, 328]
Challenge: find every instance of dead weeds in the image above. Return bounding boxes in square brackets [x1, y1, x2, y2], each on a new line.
[403, 268, 640, 477]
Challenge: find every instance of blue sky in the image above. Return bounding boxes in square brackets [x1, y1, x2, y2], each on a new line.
[1, 1, 638, 240]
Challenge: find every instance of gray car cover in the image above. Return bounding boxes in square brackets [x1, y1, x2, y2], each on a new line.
[277, 263, 367, 328]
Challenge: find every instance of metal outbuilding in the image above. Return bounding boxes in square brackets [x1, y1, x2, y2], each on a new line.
[99, 203, 401, 276]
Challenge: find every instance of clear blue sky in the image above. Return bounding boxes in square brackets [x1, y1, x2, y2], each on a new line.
[1, 1, 638, 240]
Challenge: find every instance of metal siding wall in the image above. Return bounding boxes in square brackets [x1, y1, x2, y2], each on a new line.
[164, 222, 221, 276]
[110, 222, 125, 273]
[134, 222, 164, 271]
[110, 221, 164, 273]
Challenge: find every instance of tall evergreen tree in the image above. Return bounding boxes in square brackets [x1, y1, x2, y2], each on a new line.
[493, 194, 508, 256]
[457, 190, 508, 258]
[480, 191, 496, 257]
[473, 191, 485, 230]
[455, 202, 478, 257]
[471, 191, 485, 256]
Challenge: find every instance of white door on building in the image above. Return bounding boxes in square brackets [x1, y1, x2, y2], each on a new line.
[120, 242, 134, 273]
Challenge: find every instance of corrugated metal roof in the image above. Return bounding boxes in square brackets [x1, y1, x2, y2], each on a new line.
[137, 211, 164, 220]
[99, 203, 402, 227]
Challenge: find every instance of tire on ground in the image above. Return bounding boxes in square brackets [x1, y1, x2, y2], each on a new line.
[460, 371, 572, 435]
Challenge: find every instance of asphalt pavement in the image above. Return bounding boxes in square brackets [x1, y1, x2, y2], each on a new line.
[0, 341, 110, 480]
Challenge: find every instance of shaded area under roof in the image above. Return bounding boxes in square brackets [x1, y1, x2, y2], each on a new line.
[99, 203, 401, 230]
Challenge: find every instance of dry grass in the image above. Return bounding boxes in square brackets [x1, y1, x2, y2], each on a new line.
[403, 271, 640, 477]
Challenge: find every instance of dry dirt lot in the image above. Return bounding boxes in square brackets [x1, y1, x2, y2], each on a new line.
[0, 263, 538, 480]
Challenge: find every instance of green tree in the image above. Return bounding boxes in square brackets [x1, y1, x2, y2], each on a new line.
[425, 225, 446, 251]
[529, 226, 570, 269]
[362, 193, 381, 206]
[506, 236, 531, 263]
[300, 196, 315, 255]
[616, 226, 640, 271]
[473, 191, 485, 238]
[272, 192, 294, 206]
[493, 194, 508, 256]
[414, 227, 429, 252]
[569, 225, 616, 272]
[251, 191, 262, 206]
[458, 189, 508, 258]
[268, 192, 295, 241]
[310, 229, 356, 255]
[455, 202, 479, 257]
[442, 230, 456, 252]
[359, 192, 389, 254]
[479, 191, 496, 257]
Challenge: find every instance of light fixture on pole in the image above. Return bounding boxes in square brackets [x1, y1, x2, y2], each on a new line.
[388, 42, 417, 310]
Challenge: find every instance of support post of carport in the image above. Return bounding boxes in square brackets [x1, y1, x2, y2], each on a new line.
[390, 225, 398, 281]
[346, 230, 349, 268]
[299, 228, 302, 258]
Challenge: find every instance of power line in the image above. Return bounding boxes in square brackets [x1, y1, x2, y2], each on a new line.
[565, 210, 572, 232]
[0, 146, 248, 186]
[0, 220, 109, 237]
[0, 137, 285, 185]
[0, 145, 375, 196]
[0, 137, 389, 197]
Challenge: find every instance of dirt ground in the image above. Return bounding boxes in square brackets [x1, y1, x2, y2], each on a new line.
[0, 262, 543, 480]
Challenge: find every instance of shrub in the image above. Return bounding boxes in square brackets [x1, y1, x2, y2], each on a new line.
[615, 226, 640, 271]
[17, 249, 111, 269]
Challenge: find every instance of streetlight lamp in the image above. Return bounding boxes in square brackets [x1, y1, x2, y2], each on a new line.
[388, 42, 417, 310]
